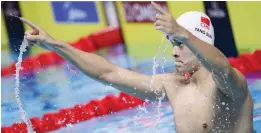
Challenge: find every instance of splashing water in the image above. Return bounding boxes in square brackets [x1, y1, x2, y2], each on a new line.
[153, 36, 170, 131]
[14, 38, 35, 133]
[131, 35, 169, 132]
[149, 35, 169, 132]
[149, 35, 166, 90]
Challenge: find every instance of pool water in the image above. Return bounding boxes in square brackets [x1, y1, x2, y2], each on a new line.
[1, 45, 261, 132]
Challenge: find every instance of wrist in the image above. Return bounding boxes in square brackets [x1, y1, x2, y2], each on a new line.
[177, 26, 189, 40]
[53, 40, 66, 48]
[169, 27, 190, 44]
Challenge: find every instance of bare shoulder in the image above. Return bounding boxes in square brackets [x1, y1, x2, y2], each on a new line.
[232, 68, 248, 89]
[225, 68, 250, 101]
[158, 72, 187, 94]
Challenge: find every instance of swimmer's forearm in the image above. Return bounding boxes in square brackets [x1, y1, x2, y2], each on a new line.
[52, 40, 116, 80]
[182, 31, 231, 73]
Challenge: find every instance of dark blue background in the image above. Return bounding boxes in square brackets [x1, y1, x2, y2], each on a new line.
[204, 1, 238, 57]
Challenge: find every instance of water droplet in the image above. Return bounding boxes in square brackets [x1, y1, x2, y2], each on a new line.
[145, 99, 149, 103]
[221, 102, 225, 105]
[66, 123, 73, 127]
[122, 97, 126, 101]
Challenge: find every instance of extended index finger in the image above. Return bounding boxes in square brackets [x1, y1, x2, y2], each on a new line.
[151, 1, 168, 15]
[19, 17, 40, 30]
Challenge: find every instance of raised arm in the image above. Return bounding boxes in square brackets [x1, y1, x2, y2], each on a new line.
[55, 42, 167, 101]
[151, 2, 248, 100]
[20, 17, 167, 101]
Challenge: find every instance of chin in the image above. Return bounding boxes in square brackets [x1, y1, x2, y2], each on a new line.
[175, 67, 188, 74]
[176, 65, 194, 74]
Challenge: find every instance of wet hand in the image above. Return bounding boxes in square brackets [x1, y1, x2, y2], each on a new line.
[20, 17, 59, 51]
[151, 1, 189, 42]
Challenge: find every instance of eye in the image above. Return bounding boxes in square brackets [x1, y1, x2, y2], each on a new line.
[171, 40, 183, 47]
[176, 41, 183, 46]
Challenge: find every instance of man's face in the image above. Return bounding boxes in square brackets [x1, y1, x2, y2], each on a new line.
[172, 41, 200, 73]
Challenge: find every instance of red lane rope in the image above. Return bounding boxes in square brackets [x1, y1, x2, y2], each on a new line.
[1, 93, 145, 133]
[1, 27, 123, 77]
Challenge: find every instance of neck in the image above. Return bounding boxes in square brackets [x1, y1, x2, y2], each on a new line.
[182, 66, 210, 84]
[181, 66, 199, 78]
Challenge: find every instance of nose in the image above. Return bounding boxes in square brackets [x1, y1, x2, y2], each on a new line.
[173, 54, 179, 58]
[172, 46, 180, 58]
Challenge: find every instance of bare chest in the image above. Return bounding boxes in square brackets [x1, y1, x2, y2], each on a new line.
[177, 87, 216, 124]
[166, 83, 224, 132]
[163, 74, 250, 133]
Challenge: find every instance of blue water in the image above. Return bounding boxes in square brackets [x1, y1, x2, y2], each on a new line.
[1, 45, 261, 132]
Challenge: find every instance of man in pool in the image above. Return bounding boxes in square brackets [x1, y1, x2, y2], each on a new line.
[20, 2, 253, 133]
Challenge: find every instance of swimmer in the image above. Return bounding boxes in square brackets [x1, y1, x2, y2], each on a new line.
[20, 2, 253, 133]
